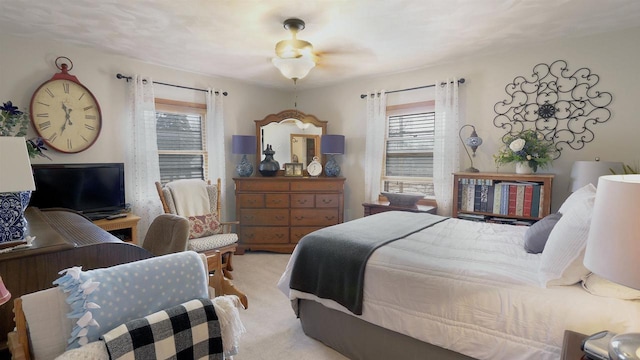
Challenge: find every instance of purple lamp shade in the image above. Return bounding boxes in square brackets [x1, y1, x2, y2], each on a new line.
[232, 135, 257, 155]
[321, 135, 345, 155]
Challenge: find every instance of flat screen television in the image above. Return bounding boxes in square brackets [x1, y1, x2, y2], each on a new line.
[29, 163, 126, 220]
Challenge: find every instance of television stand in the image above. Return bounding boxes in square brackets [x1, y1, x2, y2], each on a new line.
[92, 213, 141, 244]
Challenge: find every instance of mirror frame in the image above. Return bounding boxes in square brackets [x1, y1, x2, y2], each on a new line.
[255, 109, 327, 175]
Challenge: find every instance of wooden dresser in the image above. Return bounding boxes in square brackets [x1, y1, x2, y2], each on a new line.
[234, 177, 345, 253]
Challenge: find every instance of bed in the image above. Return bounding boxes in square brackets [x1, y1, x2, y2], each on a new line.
[277, 184, 640, 360]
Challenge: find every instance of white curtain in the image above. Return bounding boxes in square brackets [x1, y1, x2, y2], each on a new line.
[434, 78, 460, 216]
[124, 75, 163, 242]
[364, 90, 387, 202]
[206, 88, 227, 204]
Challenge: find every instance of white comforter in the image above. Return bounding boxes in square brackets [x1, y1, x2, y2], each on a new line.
[278, 218, 640, 360]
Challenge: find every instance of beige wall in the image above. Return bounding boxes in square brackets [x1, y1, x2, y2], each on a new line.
[298, 26, 640, 220]
[0, 33, 290, 219]
[2, 26, 639, 224]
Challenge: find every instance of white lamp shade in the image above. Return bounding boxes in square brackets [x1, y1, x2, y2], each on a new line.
[570, 160, 624, 191]
[0, 137, 35, 193]
[272, 55, 316, 80]
[584, 175, 640, 290]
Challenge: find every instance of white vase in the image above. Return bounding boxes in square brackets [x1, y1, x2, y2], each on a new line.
[515, 162, 533, 174]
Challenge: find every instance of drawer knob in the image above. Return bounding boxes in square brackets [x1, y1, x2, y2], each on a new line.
[295, 216, 304, 220]
[325, 216, 336, 220]
[243, 215, 254, 221]
[297, 199, 308, 204]
[276, 234, 284, 239]
[275, 215, 285, 220]
[272, 199, 282, 203]
[322, 199, 333, 204]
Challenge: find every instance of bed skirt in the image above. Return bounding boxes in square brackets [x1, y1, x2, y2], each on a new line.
[298, 299, 475, 360]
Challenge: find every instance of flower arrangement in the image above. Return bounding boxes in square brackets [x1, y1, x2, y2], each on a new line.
[493, 129, 555, 172]
[1, 101, 50, 159]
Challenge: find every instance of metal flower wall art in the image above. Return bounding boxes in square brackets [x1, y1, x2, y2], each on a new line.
[493, 60, 612, 159]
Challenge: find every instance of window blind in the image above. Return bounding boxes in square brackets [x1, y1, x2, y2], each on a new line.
[383, 111, 435, 197]
[156, 111, 205, 183]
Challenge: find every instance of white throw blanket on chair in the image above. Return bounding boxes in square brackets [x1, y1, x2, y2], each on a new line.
[166, 179, 210, 217]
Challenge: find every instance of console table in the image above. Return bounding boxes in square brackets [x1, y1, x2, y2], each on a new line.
[92, 213, 141, 244]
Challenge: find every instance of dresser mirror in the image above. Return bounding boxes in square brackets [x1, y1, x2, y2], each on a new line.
[255, 110, 327, 172]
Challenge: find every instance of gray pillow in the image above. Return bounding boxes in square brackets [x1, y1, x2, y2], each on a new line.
[524, 212, 563, 254]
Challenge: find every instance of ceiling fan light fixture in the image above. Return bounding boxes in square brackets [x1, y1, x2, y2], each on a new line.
[272, 55, 316, 80]
[273, 18, 316, 81]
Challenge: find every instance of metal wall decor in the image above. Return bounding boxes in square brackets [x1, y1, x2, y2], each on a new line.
[493, 60, 612, 159]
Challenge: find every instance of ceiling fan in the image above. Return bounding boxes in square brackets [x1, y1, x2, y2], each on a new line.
[272, 18, 316, 82]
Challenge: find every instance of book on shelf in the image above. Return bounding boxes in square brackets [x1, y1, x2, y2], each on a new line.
[531, 185, 541, 218]
[492, 183, 502, 214]
[508, 184, 518, 216]
[515, 185, 525, 216]
[473, 185, 482, 212]
[465, 184, 475, 212]
[457, 213, 487, 222]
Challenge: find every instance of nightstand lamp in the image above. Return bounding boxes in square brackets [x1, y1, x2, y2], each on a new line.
[321, 135, 345, 177]
[0, 137, 36, 242]
[232, 135, 257, 177]
[570, 159, 623, 191]
[458, 124, 482, 173]
[584, 174, 640, 360]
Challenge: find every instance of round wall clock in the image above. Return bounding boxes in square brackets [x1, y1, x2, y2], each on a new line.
[30, 56, 102, 153]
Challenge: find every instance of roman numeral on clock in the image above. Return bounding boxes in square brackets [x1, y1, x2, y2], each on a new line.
[67, 139, 72, 150]
[38, 121, 51, 130]
[84, 124, 95, 131]
[48, 133, 58, 142]
[85, 115, 97, 120]
[63, 83, 69, 94]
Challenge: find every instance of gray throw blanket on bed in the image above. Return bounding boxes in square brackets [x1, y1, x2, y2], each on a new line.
[289, 211, 447, 315]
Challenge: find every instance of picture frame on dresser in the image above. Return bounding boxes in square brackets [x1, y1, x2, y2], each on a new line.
[284, 163, 303, 177]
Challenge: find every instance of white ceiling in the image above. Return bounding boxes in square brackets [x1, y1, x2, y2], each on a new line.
[2, 0, 640, 90]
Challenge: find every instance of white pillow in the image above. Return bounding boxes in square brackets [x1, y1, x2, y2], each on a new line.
[582, 273, 640, 300]
[539, 187, 595, 287]
[558, 183, 596, 214]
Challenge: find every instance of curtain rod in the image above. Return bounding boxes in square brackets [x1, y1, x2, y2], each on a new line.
[115, 73, 228, 96]
[359, 78, 465, 99]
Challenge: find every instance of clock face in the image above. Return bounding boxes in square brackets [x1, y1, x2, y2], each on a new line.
[307, 157, 322, 177]
[30, 79, 102, 153]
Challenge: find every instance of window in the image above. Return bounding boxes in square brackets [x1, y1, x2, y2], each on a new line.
[155, 99, 207, 184]
[382, 101, 436, 199]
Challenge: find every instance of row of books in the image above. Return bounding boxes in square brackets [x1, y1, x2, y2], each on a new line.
[456, 179, 544, 218]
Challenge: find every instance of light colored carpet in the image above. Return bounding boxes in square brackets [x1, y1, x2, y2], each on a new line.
[229, 252, 348, 360]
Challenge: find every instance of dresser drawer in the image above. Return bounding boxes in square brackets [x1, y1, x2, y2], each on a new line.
[237, 194, 264, 208]
[290, 180, 342, 192]
[291, 194, 315, 208]
[266, 194, 289, 208]
[316, 194, 340, 208]
[236, 180, 290, 192]
[241, 226, 289, 244]
[291, 209, 340, 226]
[240, 209, 289, 226]
[290, 226, 323, 243]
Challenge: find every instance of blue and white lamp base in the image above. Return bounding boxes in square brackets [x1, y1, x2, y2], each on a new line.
[324, 155, 341, 177]
[0, 191, 30, 242]
[236, 154, 254, 177]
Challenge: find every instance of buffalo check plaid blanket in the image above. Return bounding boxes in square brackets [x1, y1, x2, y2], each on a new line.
[102, 298, 223, 360]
